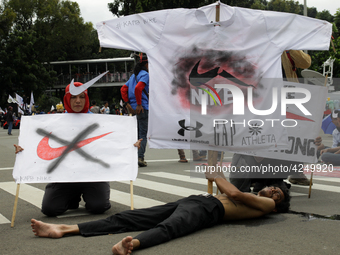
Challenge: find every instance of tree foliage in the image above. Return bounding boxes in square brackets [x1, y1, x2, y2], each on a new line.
[0, 0, 103, 107]
[267, 0, 300, 14]
[108, 0, 260, 17]
[316, 10, 334, 23]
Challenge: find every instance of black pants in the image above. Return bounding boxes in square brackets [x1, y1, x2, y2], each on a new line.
[78, 195, 225, 249]
[41, 182, 111, 216]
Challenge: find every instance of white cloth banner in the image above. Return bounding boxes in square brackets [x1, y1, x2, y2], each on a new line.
[8, 94, 17, 104]
[15, 93, 24, 114]
[233, 82, 328, 163]
[13, 114, 138, 183]
[96, 2, 331, 152]
[29, 91, 34, 114]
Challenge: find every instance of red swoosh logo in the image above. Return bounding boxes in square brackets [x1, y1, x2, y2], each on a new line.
[37, 132, 112, 160]
[286, 111, 314, 122]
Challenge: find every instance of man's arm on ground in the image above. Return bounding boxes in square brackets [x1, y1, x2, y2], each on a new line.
[213, 176, 275, 214]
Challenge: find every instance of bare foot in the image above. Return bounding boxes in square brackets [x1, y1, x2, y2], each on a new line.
[31, 219, 65, 238]
[112, 236, 134, 255]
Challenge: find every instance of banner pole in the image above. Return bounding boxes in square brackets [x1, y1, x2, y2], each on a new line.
[215, 151, 224, 195]
[11, 183, 20, 228]
[208, 150, 218, 194]
[207, 1, 221, 195]
[129, 112, 135, 209]
[309, 74, 328, 198]
[130, 180, 134, 210]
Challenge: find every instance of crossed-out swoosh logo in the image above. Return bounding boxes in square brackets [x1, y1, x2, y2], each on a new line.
[37, 132, 112, 160]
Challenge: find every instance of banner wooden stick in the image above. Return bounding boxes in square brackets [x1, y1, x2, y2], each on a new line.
[309, 74, 329, 198]
[128, 112, 135, 209]
[308, 173, 313, 198]
[330, 40, 336, 53]
[11, 184, 20, 228]
[207, 150, 218, 194]
[215, 151, 224, 195]
[130, 180, 134, 210]
[215, 2, 220, 22]
[208, 181, 213, 194]
[207, 1, 221, 195]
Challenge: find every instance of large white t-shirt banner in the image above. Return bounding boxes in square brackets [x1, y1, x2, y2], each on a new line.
[96, 3, 332, 152]
[232, 82, 328, 163]
[13, 114, 138, 183]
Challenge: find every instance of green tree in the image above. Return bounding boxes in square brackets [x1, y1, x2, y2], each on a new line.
[0, 28, 56, 95]
[316, 10, 334, 23]
[34, 0, 95, 61]
[0, 0, 15, 36]
[251, 0, 267, 10]
[267, 0, 300, 14]
[334, 8, 340, 33]
[306, 7, 317, 18]
[312, 6, 340, 75]
[108, 0, 258, 17]
[0, 0, 102, 107]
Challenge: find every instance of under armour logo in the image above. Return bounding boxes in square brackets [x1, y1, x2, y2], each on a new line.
[178, 119, 203, 138]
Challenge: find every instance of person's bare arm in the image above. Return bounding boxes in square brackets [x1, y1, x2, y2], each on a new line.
[216, 177, 275, 213]
[206, 172, 275, 213]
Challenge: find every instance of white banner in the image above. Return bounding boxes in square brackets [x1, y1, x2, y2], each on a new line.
[13, 114, 138, 183]
[15, 93, 24, 114]
[29, 91, 34, 114]
[233, 82, 328, 163]
[149, 78, 289, 152]
[96, 3, 331, 152]
[8, 94, 18, 105]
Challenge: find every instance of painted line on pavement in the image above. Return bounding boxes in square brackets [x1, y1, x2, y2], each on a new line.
[0, 213, 10, 224]
[288, 182, 340, 193]
[142, 172, 306, 197]
[0, 167, 13, 171]
[110, 189, 164, 209]
[119, 179, 204, 197]
[0, 181, 165, 221]
[0, 182, 44, 208]
[142, 171, 209, 185]
[146, 157, 232, 163]
[313, 177, 340, 183]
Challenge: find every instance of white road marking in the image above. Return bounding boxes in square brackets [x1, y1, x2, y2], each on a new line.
[1, 171, 339, 224]
[0, 167, 14, 171]
[0, 214, 10, 224]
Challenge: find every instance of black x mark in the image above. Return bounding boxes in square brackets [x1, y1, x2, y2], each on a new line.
[37, 123, 110, 174]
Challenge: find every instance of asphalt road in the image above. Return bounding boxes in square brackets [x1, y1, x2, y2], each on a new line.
[1, 127, 340, 255]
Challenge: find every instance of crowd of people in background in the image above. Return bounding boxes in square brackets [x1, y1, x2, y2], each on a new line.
[0, 98, 128, 135]
[1, 106, 20, 133]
